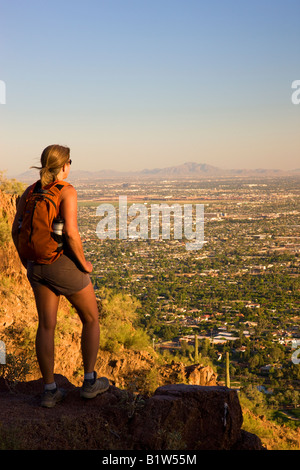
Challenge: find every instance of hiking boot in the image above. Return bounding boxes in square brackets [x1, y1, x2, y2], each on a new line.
[41, 387, 66, 408]
[80, 372, 110, 399]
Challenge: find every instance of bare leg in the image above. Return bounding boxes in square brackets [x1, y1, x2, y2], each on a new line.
[66, 282, 100, 374]
[32, 284, 60, 384]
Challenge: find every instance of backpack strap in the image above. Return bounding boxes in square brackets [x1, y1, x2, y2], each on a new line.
[25, 180, 71, 214]
[33, 180, 42, 193]
[34, 180, 70, 192]
[55, 183, 66, 191]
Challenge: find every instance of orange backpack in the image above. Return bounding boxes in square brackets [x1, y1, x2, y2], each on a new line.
[18, 180, 70, 264]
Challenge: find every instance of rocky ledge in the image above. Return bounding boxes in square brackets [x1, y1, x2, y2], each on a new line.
[0, 375, 264, 450]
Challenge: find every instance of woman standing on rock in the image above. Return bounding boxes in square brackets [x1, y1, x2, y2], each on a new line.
[12, 144, 109, 407]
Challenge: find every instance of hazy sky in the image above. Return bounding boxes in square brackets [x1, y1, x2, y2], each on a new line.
[1, 0, 299, 176]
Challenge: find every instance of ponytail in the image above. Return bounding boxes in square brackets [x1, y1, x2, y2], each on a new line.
[39, 166, 57, 187]
[31, 144, 70, 188]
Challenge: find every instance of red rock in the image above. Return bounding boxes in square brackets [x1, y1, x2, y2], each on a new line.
[0, 376, 264, 450]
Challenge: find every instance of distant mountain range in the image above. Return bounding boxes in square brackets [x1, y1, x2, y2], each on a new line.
[16, 161, 300, 182]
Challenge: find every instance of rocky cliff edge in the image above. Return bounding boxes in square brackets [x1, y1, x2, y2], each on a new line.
[0, 374, 264, 451]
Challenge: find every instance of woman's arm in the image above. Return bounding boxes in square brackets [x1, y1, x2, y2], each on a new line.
[60, 185, 93, 273]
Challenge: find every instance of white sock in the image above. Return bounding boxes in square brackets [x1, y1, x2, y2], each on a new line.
[45, 382, 57, 391]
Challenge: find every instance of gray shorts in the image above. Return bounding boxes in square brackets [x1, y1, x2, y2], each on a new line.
[27, 253, 91, 296]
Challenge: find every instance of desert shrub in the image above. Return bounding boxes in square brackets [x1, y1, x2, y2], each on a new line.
[0, 171, 25, 195]
[0, 216, 11, 245]
[98, 288, 151, 352]
[0, 352, 31, 390]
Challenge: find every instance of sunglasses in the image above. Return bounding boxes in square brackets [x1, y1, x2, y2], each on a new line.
[67, 159, 72, 165]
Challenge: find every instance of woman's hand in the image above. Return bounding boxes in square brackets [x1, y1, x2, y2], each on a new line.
[83, 261, 93, 273]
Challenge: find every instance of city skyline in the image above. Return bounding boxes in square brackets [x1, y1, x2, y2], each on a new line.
[1, 0, 299, 176]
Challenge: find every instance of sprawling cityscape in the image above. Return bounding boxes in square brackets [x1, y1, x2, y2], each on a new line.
[71, 174, 299, 415]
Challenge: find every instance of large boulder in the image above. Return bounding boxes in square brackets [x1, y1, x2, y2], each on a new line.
[131, 384, 262, 450]
[0, 376, 264, 450]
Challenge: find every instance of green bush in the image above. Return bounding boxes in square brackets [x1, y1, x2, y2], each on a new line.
[0, 352, 31, 390]
[0, 216, 11, 245]
[0, 171, 25, 195]
[98, 288, 151, 352]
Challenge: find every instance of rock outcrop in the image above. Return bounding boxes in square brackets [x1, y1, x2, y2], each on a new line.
[0, 375, 264, 450]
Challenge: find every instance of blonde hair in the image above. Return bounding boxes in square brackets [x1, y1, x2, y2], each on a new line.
[32, 145, 70, 187]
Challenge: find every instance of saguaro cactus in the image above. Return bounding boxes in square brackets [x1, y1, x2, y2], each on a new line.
[195, 334, 199, 363]
[225, 351, 230, 388]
